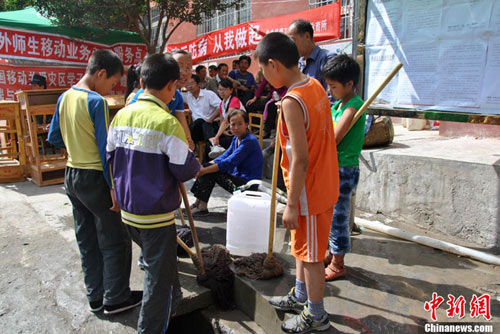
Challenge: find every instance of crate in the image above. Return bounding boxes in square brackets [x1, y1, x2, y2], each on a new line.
[16, 89, 67, 186]
[0, 101, 26, 183]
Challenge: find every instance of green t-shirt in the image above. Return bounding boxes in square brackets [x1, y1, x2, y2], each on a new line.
[332, 94, 365, 167]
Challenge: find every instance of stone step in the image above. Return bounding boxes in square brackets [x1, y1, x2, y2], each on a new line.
[202, 306, 267, 334]
[232, 228, 500, 334]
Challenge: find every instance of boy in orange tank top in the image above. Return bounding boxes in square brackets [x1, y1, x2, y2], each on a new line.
[255, 32, 339, 333]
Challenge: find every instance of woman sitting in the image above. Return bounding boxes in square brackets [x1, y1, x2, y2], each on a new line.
[207, 78, 246, 160]
[191, 109, 263, 217]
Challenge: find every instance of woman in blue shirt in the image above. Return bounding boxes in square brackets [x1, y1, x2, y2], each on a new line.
[190, 109, 263, 217]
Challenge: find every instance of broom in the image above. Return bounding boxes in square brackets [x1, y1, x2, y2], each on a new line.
[233, 104, 284, 280]
[177, 182, 235, 309]
[177, 183, 205, 275]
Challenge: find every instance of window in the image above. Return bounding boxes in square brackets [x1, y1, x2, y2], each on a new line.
[309, 0, 352, 40]
[197, 0, 251, 36]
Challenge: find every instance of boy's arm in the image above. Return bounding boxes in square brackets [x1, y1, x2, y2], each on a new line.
[334, 106, 357, 144]
[89, 96, 113, 190]
[164, 121, 200, 182]
[47, 98, 66, 149]
[281, 97, 309, 230]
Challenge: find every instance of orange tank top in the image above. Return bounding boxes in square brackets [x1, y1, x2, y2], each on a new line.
[279, 76, 339, 216]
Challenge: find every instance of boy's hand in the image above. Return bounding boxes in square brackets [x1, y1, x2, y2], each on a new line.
[109, 189, 120, 212]
[282, 204, 299, 230]
[188, 138, 195, 151]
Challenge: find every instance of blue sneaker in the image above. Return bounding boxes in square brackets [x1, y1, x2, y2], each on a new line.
[268, 287, 306, 313]
[281, 306, 330, 333]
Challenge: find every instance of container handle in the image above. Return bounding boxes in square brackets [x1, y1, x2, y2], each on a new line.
[243, 190, 267, 198]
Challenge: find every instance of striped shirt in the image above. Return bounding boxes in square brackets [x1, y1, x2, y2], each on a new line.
[106, 93, 200, 229]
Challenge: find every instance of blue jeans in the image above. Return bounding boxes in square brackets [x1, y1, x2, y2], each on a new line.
[328, 165, 360, 255]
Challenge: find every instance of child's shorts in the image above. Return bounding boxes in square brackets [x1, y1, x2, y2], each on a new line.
[291, 207, 334, 263]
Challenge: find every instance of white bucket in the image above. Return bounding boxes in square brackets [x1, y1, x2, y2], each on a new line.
[226, 190, 276, 256]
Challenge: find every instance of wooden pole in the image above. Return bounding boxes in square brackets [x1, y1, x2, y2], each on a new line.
[178, 182, 205, 275]
[177, 236, 196, 258]
[177, 207, 187, 226]
[348, 62, 403, 131]
[267, 106, 282, 259]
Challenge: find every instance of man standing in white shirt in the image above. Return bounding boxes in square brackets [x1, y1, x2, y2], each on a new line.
[183, 74, 221, 143]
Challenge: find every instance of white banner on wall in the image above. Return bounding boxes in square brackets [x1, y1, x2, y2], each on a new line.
[365, 0, 500, 114]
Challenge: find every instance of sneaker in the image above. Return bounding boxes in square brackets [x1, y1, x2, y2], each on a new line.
[281, 306, 330, 333]
[104, 290, 143, 315]
[208, 145, 226, 159]
[89, 299, 103, 312]
[191, 206, 209, 217]
[269, 287, 306, 313]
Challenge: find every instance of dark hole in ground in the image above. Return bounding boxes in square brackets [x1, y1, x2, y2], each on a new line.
[167, 310, 214, 334]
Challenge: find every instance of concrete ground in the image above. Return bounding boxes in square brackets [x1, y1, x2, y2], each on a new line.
[2, 178, 500, 333]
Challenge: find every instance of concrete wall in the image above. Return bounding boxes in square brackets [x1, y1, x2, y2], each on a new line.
[356, 151, 500, 252]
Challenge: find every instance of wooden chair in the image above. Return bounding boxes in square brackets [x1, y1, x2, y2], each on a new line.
[183, 109, 206, 161]
[0, 101, 26, 183]
[16, 89, 67, 186]
[248, 112, 264, 149]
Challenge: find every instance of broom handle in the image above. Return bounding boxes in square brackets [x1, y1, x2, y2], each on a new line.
[348, 63, 403, 132]
[177, 206, 187, 226]
[267, 104, 282, 259]
[177, 236, 196, 258]
[179, 182, 205, 275]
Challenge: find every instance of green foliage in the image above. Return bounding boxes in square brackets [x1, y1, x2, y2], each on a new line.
[32, 0, 243, 53]
[0, 0, 33, 11]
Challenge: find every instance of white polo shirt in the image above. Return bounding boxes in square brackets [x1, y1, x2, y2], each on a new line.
[182, 89, 221, 122]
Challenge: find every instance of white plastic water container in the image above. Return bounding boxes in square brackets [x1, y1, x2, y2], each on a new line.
[226, 190, 276, 256]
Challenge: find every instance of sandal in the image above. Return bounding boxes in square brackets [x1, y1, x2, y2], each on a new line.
[323, 252, 333, 268]
[325, 263, 346, 281]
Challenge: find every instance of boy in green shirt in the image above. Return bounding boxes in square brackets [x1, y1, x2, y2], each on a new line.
[322, 54, 365, 281]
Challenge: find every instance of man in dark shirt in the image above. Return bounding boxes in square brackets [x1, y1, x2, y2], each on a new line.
[288, 19, 336, 93]
[228, 55, 256, 105]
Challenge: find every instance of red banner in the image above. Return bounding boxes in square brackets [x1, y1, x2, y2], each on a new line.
[0, 64, 126, 101]
[0, 27, 147, 66]
[166, 3, 341, 62]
